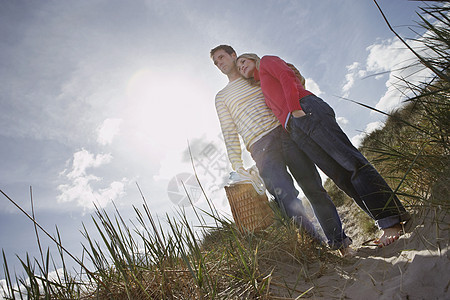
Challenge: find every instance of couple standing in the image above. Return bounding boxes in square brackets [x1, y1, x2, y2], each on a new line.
[211, 45, 409, 255]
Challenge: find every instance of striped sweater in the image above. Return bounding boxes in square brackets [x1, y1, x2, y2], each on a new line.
[215, 77, 280, 170]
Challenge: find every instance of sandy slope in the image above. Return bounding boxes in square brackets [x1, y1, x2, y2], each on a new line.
[268, 208, 449, 299]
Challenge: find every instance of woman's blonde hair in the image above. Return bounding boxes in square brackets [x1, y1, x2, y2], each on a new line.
[236, 53, 306, 88]
[237, 53, 261, 69]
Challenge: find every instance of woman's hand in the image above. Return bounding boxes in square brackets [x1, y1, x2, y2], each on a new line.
[291, 110, 306, 118]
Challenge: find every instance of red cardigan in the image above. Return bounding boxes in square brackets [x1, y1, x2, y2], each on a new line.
[255, 55, 312, 128]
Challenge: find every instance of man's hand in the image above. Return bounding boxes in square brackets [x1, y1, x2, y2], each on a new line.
[236, 167, 247, 176]
[291, 110, 306, 118]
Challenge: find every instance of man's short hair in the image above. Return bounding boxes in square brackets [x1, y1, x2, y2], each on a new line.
[210, 45, 236, 58]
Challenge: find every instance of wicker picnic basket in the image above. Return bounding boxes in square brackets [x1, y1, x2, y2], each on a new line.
[225, 183, 274, 233]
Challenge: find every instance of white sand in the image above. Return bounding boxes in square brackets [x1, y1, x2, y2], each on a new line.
[268, 208, 449, 299]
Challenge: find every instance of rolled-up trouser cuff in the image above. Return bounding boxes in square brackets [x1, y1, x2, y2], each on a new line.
[375, 211, 411, 229]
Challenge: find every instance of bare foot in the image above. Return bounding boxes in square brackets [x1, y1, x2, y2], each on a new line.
[375, 223, 403, 247]
[338, 246, 357, 258]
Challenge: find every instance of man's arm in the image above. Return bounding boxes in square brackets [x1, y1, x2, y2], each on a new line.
[215, 96, 244, 171]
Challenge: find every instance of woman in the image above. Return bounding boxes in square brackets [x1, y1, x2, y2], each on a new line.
[236, 53, 410, 247]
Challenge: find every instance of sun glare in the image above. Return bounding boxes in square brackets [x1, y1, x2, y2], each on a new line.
[122, 68, 218, 161]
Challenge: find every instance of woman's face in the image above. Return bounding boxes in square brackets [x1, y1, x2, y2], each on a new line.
[237, 57, 256, 78]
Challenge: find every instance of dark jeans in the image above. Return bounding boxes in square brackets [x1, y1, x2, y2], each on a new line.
[250, 126, 348, 249]
[288, 95, 409, 229]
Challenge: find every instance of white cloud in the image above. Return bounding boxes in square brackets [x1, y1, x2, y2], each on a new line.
[365, 38, 433, 113]
[0, 279, 7, 300]
[336, 116, 349, 127]
[341, 62, 366, 98]
[97, 118, 122, 145]
[358, 70, 367, 78]
[66, 149, 112, 179]
[366, 39, 405, 72]
[57, 149, 127, 211]
[366, 121, 384, 133]
[347, 62, 359, 71]
[342, 72, 355, 97]
[351, 121, 384, 148]
[305, 78, 323, 96]
[0, 268, 79, 300]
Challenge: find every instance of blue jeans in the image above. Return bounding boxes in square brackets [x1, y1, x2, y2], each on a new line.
[250, 126, 349, 249]
[280, 128, 350, 249]
[288, 95, 410, 229]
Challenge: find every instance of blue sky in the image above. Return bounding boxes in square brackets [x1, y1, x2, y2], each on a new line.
[0, 0, 432, 283]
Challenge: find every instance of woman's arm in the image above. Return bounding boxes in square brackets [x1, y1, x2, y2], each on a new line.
[286, 62, 306, 88]
[259, 55, 303, 113]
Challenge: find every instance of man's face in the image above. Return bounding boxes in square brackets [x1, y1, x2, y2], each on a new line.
[212, 49, 237, 75]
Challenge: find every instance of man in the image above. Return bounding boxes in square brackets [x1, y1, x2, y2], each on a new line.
[211, 45, 353, 254]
